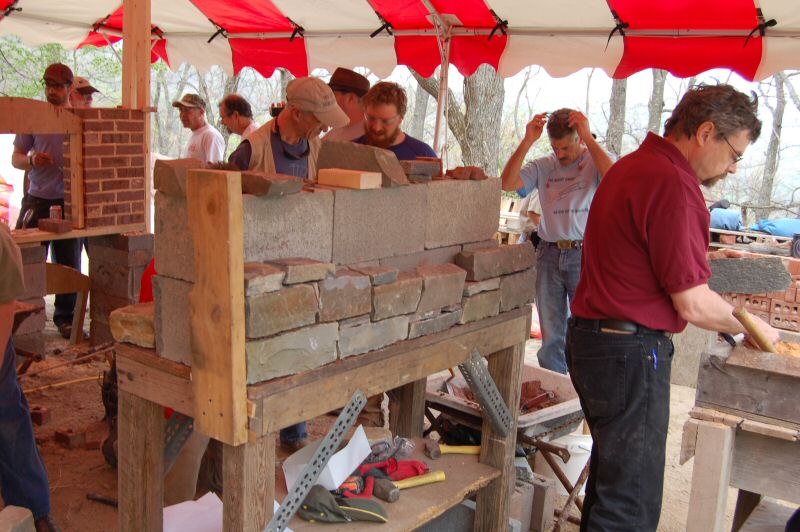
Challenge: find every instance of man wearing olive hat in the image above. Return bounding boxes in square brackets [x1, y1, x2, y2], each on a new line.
[324, 67, 370, 142]
[172, 93, 225, 163]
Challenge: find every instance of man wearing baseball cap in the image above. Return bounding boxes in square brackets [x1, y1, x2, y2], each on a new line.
[69, 76, 99, 109]
[172, 93, 225, 163]
[229, 76, 347, 182]
[11, 63, 82, 340]
[324, 67, 370, 142]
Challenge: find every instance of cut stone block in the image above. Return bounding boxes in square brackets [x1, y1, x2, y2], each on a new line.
[500, 268, 536, 312]
[456, 242, 535, 281]
[246, 284, 318, 338]
[155, 190, 334, 282]
[153, 275, 192, 365]
[379, 245, 461, 272]
[339, 315, 409, 357]
[331, 185, 427, 264]
[709, 257, 792, 294]
[350, 265, 398, 286]
[399, 158, 442, 179]
[318, 271, 371, 322]
[425, 178, 500, 249]
[462, 239, 499, 252]
[460, 290, 501, 324]
[241, 172, 303, 196]
[372, 271, 422, 320]
[110, 302, 155, 348]
[153, 158, 203, 196]
[0, 505, 35, 532]
[463, 277, 501, 297]
[408, 307, 462, 339]
[246, 323, 338, 383]
[318, 168, 382, 189]
[317, 140, 409, 187]
[270, 258, 335, 284]
[244, 263, 285, 296]
[416, 263, 467, 314]
[13, 297, 45, 336]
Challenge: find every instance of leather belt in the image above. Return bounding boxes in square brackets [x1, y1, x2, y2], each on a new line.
[543, 239, 583, 250]
[572, 317, 672, 338]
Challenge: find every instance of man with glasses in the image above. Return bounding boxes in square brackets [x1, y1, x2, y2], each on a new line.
[324, 67, 370, 142]
[500, 109, 612, 374]
[567, 84, 779, 530]
[219, 93, 260, 141]
[172, 93, 225, 163]
[11, 63, 82, 339]
[355, 81, 436, 160]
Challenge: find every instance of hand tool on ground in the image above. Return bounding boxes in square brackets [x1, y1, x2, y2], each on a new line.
[86, 492, 118, 508]
[733, 306, 777, 353]
[457, 349, 513, 437]
[372, 478, 400, 502]
[266, 389, 367, 532]
[521, 390, 555, 412]
[393, 470, 446, 489]
[517, 433, 571, 463]
[423, 438, 480, 459]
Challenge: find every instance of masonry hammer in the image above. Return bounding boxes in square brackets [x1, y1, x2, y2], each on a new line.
[424, 438, 480, 459]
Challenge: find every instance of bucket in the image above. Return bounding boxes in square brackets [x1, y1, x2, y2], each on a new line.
[533, 433, 592, 496]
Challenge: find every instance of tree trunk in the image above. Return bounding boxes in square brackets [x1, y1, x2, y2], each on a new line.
[279, 68, 293, 100]
[756, 72, 786, 221]
[605, 78, 627, 158]
[647, 69, 667, 134]
[406, 86, 429, 140]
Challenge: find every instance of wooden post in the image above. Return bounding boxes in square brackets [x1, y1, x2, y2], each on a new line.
[686, 420, 735, 532]
[223, 435, 275, 532]
[388, 379, 427, 437]
[187, 170, 248, 445]
[474, 342, 525, 531]
[118, 389, 164, 532]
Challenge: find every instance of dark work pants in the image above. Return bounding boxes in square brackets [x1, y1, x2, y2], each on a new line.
[0, 339, 51, 518]
[16, 195, 80, 327]
[566, 322, 673, 532]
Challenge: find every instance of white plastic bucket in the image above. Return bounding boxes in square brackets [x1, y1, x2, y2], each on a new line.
[533, 433, 592, 496]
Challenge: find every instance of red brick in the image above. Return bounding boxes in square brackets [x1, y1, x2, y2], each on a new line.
[85, 192, 117, 205]
[130, 133, 144, 143]
[102, 203, 131, 215]
[116, 190, 144, 202]
[101, 156, 130, 168]
[117, 167, 144, 178]
[786, 288, 797, 302]
[85, 145, 116, 156]
[116, 120, 144, 132]
[772, 299, 800, 317]
[116, 144, 143, 155]
[130, 177, 145, 189]
[84, 157, 100, 169]
[130, 109, 144, 120]
[84, 120, 114, 132]
[55, 429, 86, 449]
[719, 234, 736, 245]
[786, 259, 800, 275]
[83, 133, 100, 145]
[86, 216, 116, 227]
[129, 155, 145, 167]
[86, 205, 103, 218]
[84, 182, 100, 193]
[101, 133, 130, 144]
[72, 108, 101, 119]
[29, 405, 50, 425]
[84, 168, 112, 181]
[771, 313, 800, 332]
[743, 295, 771, 313]
[130, 201, 145, 213]
[117, 213, 145, 225]
[99, 108, 131, 120]
[102, 179, 131, 191]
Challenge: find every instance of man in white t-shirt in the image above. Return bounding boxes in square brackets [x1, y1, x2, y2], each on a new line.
[172, 93, 225, 163]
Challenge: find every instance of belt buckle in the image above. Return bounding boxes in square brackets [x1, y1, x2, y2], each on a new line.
[557, 240, 572, 249]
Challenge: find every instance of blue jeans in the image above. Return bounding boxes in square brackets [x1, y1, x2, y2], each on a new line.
[0, 340, 51, 518]
[566, 321, 673, 531]
[535, 244, 581, 374]
[280, 422, 307, 444]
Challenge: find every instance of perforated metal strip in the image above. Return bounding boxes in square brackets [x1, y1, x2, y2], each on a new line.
[458, 349, 512, 437]
[163, 413, 194, 474]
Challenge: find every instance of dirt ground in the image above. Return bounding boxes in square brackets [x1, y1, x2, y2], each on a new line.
[1, 306, 745, 531]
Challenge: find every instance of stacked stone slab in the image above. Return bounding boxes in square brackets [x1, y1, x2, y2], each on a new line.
[87, 232, 153, 345]
[12, 245, 47, 355]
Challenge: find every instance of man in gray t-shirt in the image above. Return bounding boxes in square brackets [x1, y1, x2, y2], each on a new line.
[500, 109, 613, 373]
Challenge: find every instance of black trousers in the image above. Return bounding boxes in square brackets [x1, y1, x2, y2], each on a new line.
[15, 195, 80, 327]
[566, 320, 674, 532]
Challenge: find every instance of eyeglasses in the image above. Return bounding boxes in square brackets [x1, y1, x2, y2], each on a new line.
[42, 79, 70, 89]
[365, 113, 400, 127]
[721, 135, 744, 165]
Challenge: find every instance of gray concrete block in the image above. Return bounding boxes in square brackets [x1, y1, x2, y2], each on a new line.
[153, 275, 192, 366]
[244, 263, 285, 296]
[316, 140, 409, 187]
[0, 505, 35, 532]
[153, 158, 202, 196]
[339, 315, 409, 357]
[89, 261, 139, 300]
[154, 192, 194, 282]
[378, 245, 461, 272]
[89, 291, 129, 322]
[500, 267, 536, 312]
[13, 297, 45, 336]
[11, 331, 44, 356]
[246, 323, 338, 383]
[462, 239, 499, 252]
[89, 232, 154, 252]
[318, 270, 371, 322]
[463, 277, 501, 297]
[332, 185, 427, 265]
[670, 323, 717, 388]
[21, 262, 46, 299]
[416, 263, 467, 314]
[350, 265, 398, 286]
[530, 474, 557, 532]
[270, 258, 335, 284]
[88, 240, 152, 267]
[709, 257, 792, 294]
[408, 307, 462, 339]
[456, 242, 535, 281]
[460, 290, 501, 324]
[19, 244, 45, 265]
[425, 178, 501, 249]
[246, 284, 318, 338]
[372, 271, 422, 320]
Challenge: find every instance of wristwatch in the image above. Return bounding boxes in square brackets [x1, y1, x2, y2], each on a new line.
[28, 153, 35, 168]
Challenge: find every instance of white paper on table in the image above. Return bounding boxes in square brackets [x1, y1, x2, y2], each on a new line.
[282, 425, 371, 491]
[163, 493, 292, 532]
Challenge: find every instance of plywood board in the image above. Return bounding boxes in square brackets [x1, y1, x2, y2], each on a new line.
[0, 97, 82, 134]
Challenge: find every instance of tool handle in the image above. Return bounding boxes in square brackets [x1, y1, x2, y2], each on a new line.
[732, 306, 777, 353]
[394, 470, 446, 489]
[439, 444, 481, 455]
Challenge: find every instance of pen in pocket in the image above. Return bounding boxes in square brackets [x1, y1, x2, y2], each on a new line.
[651, 348, 658, 370]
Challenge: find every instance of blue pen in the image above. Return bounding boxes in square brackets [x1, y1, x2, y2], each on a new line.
[651, 348, 658, 370]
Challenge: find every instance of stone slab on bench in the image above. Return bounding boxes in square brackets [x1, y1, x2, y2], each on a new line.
[246, 323, 338, 383]
[456, 242, 535, 281]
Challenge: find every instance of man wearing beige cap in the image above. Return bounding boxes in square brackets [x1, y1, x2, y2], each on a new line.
[69, 76, 99, 109]
[324, 67, 370, 142]
[172, 93, 225, 163]
[231, 76, 348, 180]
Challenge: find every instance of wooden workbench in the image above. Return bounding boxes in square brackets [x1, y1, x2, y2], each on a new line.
[116, 305, 530, 531]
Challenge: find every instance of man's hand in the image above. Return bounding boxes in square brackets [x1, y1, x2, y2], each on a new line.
[743, 315, 781, 349]
[568, 111, 592, 143]
[31, 151, 55, 167]
[523, 113, 548, 145]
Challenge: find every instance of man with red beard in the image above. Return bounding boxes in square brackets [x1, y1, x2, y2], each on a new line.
[355, 81, 436, 160]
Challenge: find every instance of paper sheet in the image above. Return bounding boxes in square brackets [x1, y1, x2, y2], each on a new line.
[282, 425, 371, 491]
[163, 493, 292, 532]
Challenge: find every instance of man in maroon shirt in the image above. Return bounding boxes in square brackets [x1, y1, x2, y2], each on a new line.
[567, 84, 780, 531]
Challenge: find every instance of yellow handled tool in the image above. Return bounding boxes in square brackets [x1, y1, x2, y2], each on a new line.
[393, 470, 446, 489]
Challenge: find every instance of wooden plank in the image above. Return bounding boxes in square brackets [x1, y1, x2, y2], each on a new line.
[730, 430, 800, 504]
[686, 421, 735, 532]
[187, 170, 248, 446]
[474, 342, 525, 531]
[738, 498, 798, 531]
[252, 309, 529, 435]
[69, 131, 85, 228]
[11, 223, 145, 245]
[116, 344, 194, 416]
[0, 97, 82, 134]
[223, 436, 274, 532]
[118, 390, 164, 532]
[680, 418, 700, 465]
[726, 347, 800, 379]
[388, 378, 427, 438]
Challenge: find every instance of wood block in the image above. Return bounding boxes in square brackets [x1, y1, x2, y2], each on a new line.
[29, 405, 50, 426]
[318, 168, 382, 190]
[55, 429, 86, 449]
[37, 218, 73, 233]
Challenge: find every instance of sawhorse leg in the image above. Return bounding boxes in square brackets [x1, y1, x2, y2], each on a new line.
[475, 342, 525, 531]
[118, 390, 164, 532]
[223, 433, 275, 532]
[686, 420, 735, 532]
[389, 378, 426, 438]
